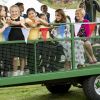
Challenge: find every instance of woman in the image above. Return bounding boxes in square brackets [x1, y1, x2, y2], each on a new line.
[51, 9, 85, 70]
[75, 8, 97, 64]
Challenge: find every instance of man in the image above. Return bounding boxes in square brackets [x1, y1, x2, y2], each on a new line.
[85, 0, 100, 38]
[85, 0, 100, 22]
[41, 5, 50, 23]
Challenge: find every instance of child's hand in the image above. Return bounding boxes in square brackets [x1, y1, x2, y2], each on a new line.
[4, 24, 9, 28]
[1, 17, 6, 25]
[20, 21, 28, 30]
[6, 17, 12, 25]
[35, 20, 41, 25]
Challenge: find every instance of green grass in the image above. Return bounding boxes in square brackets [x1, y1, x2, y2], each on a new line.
[0, 85, 87, 100]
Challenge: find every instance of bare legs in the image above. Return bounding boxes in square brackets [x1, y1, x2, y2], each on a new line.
[84, 41, 97, 63]
[13, 57, 26, 76]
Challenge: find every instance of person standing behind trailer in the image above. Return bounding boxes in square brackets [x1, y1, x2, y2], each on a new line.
[51, 9, 85, 70]
[75, 8, 97, 64]
[7, 5, 27, 76]
[40, 5, 50, 23]
[75, 1, 90, 22]
[84, 0, 100, 22]
[15, 2, 27, 18]
[85, 0, 100, 38]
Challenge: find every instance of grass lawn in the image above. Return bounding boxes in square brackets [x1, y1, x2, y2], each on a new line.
[0, 85, 87, 100]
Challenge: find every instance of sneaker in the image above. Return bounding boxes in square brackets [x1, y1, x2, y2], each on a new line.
[19, 71, 24, 75]
[3, 71, 8, 77]
[12, 71, 18, 76]
[17, 70, 21, 75]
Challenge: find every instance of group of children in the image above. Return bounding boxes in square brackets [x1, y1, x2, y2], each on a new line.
[0, 2, 97, 76]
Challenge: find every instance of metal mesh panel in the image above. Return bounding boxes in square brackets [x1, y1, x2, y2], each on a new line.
[0, 41, 66, 77]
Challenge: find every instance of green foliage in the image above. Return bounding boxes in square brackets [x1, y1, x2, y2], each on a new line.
[41, 0, 78, 9]
[40, 0, 100, 17]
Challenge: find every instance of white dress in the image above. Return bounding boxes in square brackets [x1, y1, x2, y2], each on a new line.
[51, 24, 85, 68]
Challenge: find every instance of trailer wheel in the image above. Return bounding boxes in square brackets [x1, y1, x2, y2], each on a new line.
[45, 83, 71, 94]
[83, 75, 100, 100]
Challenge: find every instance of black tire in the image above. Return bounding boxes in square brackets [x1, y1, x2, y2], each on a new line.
[83, 75, 100, 100]
[45, 83, 71, 94]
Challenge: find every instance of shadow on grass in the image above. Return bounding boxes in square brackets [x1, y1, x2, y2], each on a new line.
[25, 87, 87, 100]
[0, 85, 87, 100]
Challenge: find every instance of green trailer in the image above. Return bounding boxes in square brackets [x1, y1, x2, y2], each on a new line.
[0, 21, 100, 100]
[0, 0, 100, 100]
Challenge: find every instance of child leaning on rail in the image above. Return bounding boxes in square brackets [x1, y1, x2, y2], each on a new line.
[25, 8, 51, 73]
[38, 13, 58, 72]
[7, 5, 27, 76]
[25, 8, 49, 40]
[75, 8, 97, 64]
[51, 9, 85, 70]
[0, 5, 10, 77]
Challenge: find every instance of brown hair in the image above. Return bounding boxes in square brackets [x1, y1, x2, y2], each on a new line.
[0, 5, 3, 20]
[55, 9, 66, 23]
[15, 2, 24, 7]
[0, 5, 3, 16]
[4, 6, 8, 16]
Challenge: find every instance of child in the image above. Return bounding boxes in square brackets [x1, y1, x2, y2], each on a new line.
[52, 9, 85, 70]
[39, 13, 47, 20]
[75, 8, 97, 64]
[39, 13, 50, 39]
[38, 13, 52, 72]
[25, 8, 49, 40]
[0, 5, 10, 77]
[0, 5, 8, 41]
[25, 8, 50, 73]
[8, 5, 27, 76]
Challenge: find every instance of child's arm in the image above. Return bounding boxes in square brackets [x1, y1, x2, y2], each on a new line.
[0, 24, 8, 33]
[25, 18, 39, 28]
[20, 17, 27, 29]
[0, 18, 9, 33]
[38, 18, 50, 26]
[7, 17, 27, 29]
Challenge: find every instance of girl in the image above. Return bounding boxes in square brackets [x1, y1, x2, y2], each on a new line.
[8, 5, 27, 76]
[0, 5, 10, 77]
[52, 9, 85, 70]
[75, 8, 97, 64]
[39, 13, 50, 39]
[26, 8, 50, 73]
[25, 8, 49, 40]
[0, 5, 8, 40]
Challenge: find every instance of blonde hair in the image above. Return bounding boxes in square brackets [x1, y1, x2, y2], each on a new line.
[76, 8, 86, 17]
[10, 5, 20, 14]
